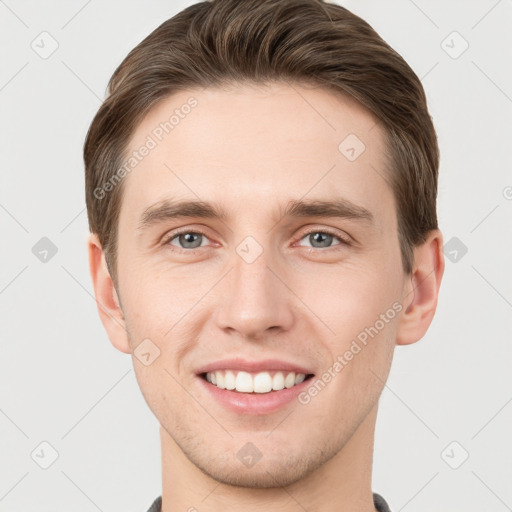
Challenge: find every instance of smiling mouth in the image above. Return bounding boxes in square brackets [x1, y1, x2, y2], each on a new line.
[200, 370, 315, 394]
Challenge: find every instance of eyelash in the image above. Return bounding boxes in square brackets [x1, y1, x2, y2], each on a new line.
[161, 227, 351, 254]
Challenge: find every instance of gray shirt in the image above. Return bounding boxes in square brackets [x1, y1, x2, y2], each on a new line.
[146, 493, 392, 511]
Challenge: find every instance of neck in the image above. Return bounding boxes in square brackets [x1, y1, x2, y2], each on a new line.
[160, 404, 378, 512]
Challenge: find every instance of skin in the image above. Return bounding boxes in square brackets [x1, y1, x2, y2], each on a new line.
[88, 82, 444, 512]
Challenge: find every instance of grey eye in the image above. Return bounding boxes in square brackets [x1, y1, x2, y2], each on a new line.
[170, 232, 206, 249]
[298, 231, 343, 249]
[308, 232, 334, 248]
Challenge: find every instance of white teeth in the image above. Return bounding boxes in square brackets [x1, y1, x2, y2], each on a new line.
[216, 371, 225, 389]
[224, 370, 236, 390]
[235, 371, 253, 392]
[284, 372, 295, 389]
[272, 372, 285, 391]
[205, 370, 308, 393]
[253, 372, 272, 393]
[295, 373, 306, 385]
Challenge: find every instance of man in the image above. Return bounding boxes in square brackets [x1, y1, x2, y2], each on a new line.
[85, 0, 444, 510]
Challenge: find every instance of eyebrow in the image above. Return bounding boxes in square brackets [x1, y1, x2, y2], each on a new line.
[137, 197, 374, 232]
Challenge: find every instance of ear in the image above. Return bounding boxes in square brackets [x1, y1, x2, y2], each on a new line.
[396, 229, 445, 346]
[87, 233, 131, 354]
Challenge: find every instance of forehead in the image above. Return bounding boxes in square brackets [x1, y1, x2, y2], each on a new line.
[120, 82, 393, 230]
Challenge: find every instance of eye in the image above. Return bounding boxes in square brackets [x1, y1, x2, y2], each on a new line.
[164, 230, 210, 250]
[295, 229, 350, 249]
[162, 227, 351, 253]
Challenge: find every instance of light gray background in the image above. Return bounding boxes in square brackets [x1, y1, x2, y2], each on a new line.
[1, 1, 511, 511]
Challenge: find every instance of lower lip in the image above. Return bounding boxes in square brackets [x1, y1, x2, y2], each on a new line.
[198, 375, 314, 415]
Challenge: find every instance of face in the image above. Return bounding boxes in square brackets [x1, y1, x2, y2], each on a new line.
[110, 82, 409, 487]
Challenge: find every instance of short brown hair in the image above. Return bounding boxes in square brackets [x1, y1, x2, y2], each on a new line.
[84, 0, 439, 286]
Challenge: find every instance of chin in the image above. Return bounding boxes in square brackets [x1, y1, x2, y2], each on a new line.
[185, 441, 336, 489]
[198, 461, 310, 489]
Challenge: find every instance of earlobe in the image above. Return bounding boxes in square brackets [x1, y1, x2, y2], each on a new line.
[396, 229, 445, 346]
[87, 233, 131, 354]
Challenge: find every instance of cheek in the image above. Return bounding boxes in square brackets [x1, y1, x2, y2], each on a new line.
[118, 257, 196, 333]
[305, 263, 398, 330]
[130, 358, 182, 427]
[298, 259, 402, 384]
[309, 291, 398, 413]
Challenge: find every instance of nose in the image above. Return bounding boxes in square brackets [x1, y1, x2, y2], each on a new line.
[214, 245, 295, 340]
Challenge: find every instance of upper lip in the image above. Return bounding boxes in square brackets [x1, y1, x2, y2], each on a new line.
[195, 358, 314, 375]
